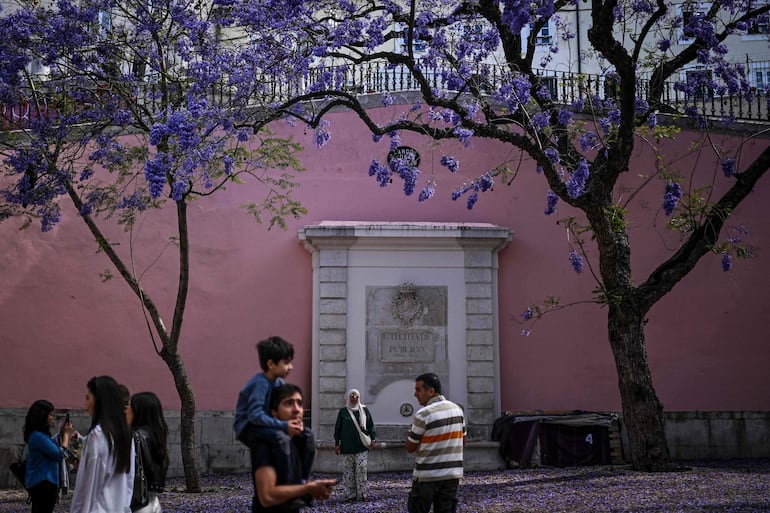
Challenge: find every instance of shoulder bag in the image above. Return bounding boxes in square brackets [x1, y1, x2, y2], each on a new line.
[346, 407, 372, 448]
[131, 432, 150, 510]
[8, 446, 31, 504]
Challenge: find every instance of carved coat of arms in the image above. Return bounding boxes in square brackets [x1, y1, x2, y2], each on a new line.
[391, 283, 425, 327]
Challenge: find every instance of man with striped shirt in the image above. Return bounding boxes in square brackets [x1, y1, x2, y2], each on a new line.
[405, 373, 465, 513]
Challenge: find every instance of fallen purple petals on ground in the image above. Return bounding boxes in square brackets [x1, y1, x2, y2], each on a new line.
[1, 459, 768, 512]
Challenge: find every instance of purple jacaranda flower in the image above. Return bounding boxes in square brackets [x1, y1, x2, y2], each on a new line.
[545, 147, 560, 163]
[567, 159, 590, 199]
[531, 111, 550, 130]
[80, 168, 94, 181]
[569, 249, 584, 274]
[440, 109, 461, 125]
[721, 253, 733, 272]
[440, 155, 459, 173]
[648, 111, 657, 128]
[466, 191, 479, 209]
[599, 117, 612, 134]
[631, 0, 655, 14]
[635, 98, 649, 116]
[391, 159, 420, 196]
[171, 180, 189, 201]
[144, 153, 171, 198]
[572, 98, 585, 112]
[544, 190, 558, 215]
[663, 181, 683, 215]
[721, 157, 736, 177]
[368, 159, 391, 187]
[223, 155, 235, 175]
[388, 131, 401, 150]
[39, 205, 62, 232]
[116, 191, 148, 211]
[112, 109, 131, 125]
[521, 308, 535, 320]
[418, 181, 435, 202]
[580, 131, 598, 151]
[479, 173, 493, 192]
[313, 120, 331, 148]
[454, 127, 473, 146]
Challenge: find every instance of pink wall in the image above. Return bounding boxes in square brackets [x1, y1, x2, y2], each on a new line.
[1, 107, 768, 415]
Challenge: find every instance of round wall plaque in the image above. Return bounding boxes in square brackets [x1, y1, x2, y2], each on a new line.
[387, 146, 421, 171]
[400, 403, 414, 417]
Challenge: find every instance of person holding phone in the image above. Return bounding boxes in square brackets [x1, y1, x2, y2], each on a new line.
[23, 400, 73, 513]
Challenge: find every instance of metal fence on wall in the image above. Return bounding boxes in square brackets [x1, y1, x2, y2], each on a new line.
[3, 61, 770, 132]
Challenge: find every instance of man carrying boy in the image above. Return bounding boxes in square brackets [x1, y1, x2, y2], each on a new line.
[234, 336, 315, 483]
[251, 383, 336, 512]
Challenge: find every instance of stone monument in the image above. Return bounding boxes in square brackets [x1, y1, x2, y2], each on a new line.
[299, 221, 511, 471]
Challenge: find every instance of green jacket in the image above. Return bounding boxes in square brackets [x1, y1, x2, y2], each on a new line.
[334, 406, 375, 454]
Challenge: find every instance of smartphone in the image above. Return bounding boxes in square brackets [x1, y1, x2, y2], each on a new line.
[65, 413, 70, 423]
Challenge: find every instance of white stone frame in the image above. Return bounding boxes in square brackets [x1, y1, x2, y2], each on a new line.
[299, 221, 511, 442]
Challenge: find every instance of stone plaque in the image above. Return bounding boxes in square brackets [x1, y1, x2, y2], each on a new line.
[365, 284, 448, 399]
[379, 330, 436, 362]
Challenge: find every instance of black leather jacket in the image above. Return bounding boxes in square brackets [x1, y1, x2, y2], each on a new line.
[134, 428, 168, 492]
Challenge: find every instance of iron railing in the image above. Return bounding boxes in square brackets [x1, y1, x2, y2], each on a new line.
[3, 62, 769, 132]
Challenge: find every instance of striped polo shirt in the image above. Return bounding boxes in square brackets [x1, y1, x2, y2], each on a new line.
[407, 394, 465, 482]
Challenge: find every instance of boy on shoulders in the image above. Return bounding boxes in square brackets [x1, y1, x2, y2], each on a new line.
[234, 336, 315, 482]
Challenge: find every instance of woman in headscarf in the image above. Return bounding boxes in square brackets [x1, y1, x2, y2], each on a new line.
[333, 389, 376, 502]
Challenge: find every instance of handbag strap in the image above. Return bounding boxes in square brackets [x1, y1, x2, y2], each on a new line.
[133, 432, 145, 472]
[346, 407, 371, 446]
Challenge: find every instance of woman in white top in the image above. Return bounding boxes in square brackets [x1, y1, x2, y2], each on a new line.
[71, 376, 135, 513]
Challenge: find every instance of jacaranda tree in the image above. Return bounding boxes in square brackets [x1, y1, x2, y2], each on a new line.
[228, 0, 768, 471]
[0, 0, 307, 490]
[3, 0, 768, 476]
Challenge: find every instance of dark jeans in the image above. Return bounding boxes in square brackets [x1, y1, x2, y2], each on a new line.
[239, 424, 316, 481]
[407, 478, 459, 513]
[29, 480, 58, 513]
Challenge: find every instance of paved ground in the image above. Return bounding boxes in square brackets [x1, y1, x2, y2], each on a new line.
[1, 459, 768, 512]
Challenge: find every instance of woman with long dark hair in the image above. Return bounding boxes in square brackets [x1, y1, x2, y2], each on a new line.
[70, 376, 134, 513]
[23, 399, 73, 513]
[127, 392, 169, 513]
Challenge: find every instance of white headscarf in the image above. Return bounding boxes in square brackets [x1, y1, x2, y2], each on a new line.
[345, 389, 367, 430]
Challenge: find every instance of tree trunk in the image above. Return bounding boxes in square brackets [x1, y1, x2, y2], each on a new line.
[163, 350, 202, 492]
[607, 303, 671, 471]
